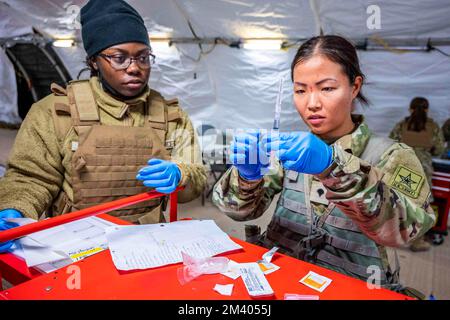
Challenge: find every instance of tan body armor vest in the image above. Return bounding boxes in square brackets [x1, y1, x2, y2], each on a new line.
[50, 80, 181, 224]
[400, 120, 434, 149]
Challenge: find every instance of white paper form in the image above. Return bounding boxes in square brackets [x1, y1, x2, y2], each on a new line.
[7, 218, 68, 267]
[106, 220, 243, 271]
[8, 216, 116, 272]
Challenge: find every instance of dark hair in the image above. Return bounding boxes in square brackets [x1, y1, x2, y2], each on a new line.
[407, 97, 429, 131]
[77, 56, 99, 80]
[290, 35, 369, 106]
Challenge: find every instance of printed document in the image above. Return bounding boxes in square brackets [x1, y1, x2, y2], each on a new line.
[106, 220, 242, 270]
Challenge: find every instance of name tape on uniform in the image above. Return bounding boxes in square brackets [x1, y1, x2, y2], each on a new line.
[299, 271, 332, 293]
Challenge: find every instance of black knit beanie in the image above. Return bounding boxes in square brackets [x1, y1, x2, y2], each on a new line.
[81, 0, 150, 57]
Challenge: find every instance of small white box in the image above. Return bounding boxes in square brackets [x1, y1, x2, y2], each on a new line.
[239, 262, 274, 298]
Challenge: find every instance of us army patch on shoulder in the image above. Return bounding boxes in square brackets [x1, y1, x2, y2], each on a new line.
[389, 165, 424, 199]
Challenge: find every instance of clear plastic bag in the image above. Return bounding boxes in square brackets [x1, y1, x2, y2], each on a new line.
[177, 252, 229, 285]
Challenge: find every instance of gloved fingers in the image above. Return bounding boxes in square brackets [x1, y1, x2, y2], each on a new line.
[0, 209, 23, 219]
[277, 142, 307, 162]
[264, 140, 281, 153]
[277, 135, 306, 153]
[0, 220, 19, 230]
[234, 133, 258, 145]
[259, 133, 275, 153]
[276, 148, 289, 161]
[229, 153, 247, 164]
[155, 184, 177, 194]
[282, 160, 299, 170]
[137, 162, 170, 177]
[261, 134, 277, 145]
[231, 142, 251, 154]
[143, 173, 176, 188]
[139, 168, 171, 181]
[143, 177, 174, 189]
[0, 241, 13, 253]
[279, 148, 309, 170]
[279, 131, 304, 141]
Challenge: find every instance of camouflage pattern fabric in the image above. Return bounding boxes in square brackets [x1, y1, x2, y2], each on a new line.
[442, 118, 450, 159]
[213, 115, 436, 280]
[389, 117, 446, 187]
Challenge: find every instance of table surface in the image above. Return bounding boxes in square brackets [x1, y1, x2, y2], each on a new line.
[0, 214, 412, 300]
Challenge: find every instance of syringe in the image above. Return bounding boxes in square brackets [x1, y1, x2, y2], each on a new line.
[267, 77, 284, 172]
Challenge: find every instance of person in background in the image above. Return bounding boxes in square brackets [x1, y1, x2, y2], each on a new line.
[389, 97, 445, 251]
[0, 0, 206, 253]
[213, 35, 436, 296]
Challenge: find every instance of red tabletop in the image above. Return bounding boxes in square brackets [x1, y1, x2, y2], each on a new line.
[0, 214, 412, 300]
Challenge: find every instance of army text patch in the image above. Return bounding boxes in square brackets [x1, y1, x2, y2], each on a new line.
[389, 165, 424, 199]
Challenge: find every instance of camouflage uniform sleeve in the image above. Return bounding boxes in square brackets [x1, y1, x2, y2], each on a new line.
[318, 143, 436, 248]
[388, 121, 402, 141]
[169, 108, 207, 203]
[212, 161, 284, 221]
[431, 123, 446, 156]
[0, 99, 64, 220]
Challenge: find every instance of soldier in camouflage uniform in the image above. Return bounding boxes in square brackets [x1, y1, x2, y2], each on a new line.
[442, 118, 450, 159]
[213, 36, 436, 292]
[389, 97, 445, 251]
[0, 0, 206, 253]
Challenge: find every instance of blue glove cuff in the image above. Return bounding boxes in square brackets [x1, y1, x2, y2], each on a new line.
[0, 208, 23, 219]
[238, 169, 263, 181]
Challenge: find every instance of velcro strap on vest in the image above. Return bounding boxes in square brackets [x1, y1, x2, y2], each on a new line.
[277, 215, 378, 257]
[54, 103, 71, 116]
[50, 82, 67, 96]
[167, 108, 182, 122]
[80, 172, 137, 182]
[280, 196, 308, 216]
[148, 98, 166, 124]
[286, 170, 299, 181]
[265, 228, 299, 252]
[283, 178, 305, 192]
[317, 250, 387, 282]
[165, 98, 179, 105]
[84, 155, 149, 166]
[71, 81, 99, 121]
[325, 235, 380, 258]
[80, 186, 150, 198]
[324, 215, 361, 232]
[278, 215, 310, 235]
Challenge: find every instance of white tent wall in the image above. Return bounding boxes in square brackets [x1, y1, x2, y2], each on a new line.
[146, 42, 450, 135]
[0, 2, 34, 38]
[1, 0, 449, 136]
[317, 0, 450, 39]
[356, 47, 450, 136]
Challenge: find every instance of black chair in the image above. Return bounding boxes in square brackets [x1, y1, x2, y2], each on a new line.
[197, 124, 231, 205]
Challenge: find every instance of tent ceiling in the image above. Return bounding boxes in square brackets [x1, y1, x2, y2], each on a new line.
[2, 0, 450, 42]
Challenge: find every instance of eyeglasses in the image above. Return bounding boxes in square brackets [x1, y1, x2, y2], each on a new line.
[98, 52, 156, 70]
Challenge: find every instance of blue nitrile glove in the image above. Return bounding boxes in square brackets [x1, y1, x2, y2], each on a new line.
[0, 209, 22, 253]
[229, 131, 270, 181]
[266, 132, 333, 174]
[136, 158, 182, 194]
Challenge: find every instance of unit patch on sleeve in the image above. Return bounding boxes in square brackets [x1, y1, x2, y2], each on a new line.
[388, 165, 424, 199]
